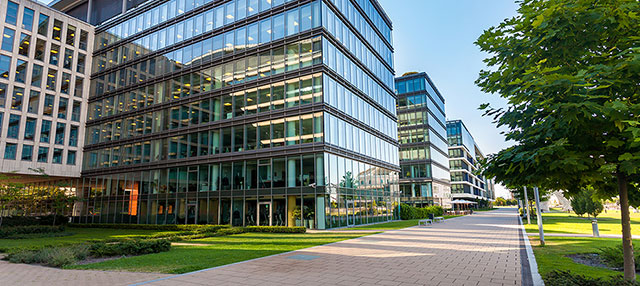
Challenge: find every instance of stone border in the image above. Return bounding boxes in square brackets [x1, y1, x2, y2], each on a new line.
[518, 216, 545, 286]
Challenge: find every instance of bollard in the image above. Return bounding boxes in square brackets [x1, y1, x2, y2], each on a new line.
[592, 220, 600, 237]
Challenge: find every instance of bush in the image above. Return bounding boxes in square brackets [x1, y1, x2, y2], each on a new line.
[7, 244, 89, 267]
[544, 270, 636, 286]
[89, 239, 171, 258]
[399, 204, 444, 220]
[599, 243, 640, 269]
[0, 225, 65, 238]
[0, 215, 69, 227]
[243, 226, 306, 233]
[217, 227, 245, 235]
[70, 223, 228, 232]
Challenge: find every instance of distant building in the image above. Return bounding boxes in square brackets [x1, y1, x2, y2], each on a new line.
[446, 120, 495, 202]
[396, 72, 451, 208]
[0, 0, 93, 182]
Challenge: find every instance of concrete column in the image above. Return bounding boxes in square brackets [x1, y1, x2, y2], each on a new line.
[287, 195, 297, 227]
[316, 195, 326, 229]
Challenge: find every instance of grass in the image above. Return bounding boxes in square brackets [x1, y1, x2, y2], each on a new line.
[523, 208, 640, 236]
[68, 232, 369, 273]
[529, 236, 640, 282]
[348, 215, 462, 230]
[0, 227, 178, 252]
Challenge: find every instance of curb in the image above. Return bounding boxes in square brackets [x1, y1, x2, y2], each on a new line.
[519, 216, 545, 286]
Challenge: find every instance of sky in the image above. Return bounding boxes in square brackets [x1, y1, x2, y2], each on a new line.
[378, 0, 520, 198]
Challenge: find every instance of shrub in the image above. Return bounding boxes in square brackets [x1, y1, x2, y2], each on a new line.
[243, 226, 306, 233]
[0, 225, 65, 238]
[89, 239, 171, 258]
[599, 243, 640, 269]
[399, 204, 445, 220]
[69, 223, 228, 232]
[7, 244, 89, 267]
[543, 270, 636, 286]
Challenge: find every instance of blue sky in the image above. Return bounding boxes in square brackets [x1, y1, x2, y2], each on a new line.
[379, 0, 520, 197]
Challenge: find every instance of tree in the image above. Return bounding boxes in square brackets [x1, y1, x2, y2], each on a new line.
[571, 187, 604, 218]
[0, 174, 23, 227]
[475, 0, 640, 280]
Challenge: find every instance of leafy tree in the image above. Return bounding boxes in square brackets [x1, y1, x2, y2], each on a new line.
[476, 0, 640, 279]
[0, 174, 24, 227]
[570, 188, 604, 218]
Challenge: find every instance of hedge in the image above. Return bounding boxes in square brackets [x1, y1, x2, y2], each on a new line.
[89, 239, 171, 258]
[399, 204, 444, 220]
[544, 270, 636, 286]
[243, 226, 306, 233]
[0, 215, 69, 227]
[0, 225, 66, 238]
[69, 223, 229, 232]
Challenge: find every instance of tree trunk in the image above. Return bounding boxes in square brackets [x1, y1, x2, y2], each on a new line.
[618, 172, 636, 281]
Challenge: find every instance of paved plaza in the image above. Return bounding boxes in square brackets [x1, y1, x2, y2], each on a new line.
[1, 208, 528, 286]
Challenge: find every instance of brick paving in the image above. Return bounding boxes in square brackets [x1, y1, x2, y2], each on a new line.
[0, 259, 170, 286]
[138, 208, 523, 286]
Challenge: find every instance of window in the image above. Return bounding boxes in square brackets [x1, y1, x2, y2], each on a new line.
[61, 72, 70, 94]
[11, 86, 23, 110]
[4, 143, 17, 160]
[24, 117, 36, 140]
[37, 14, 49, 36]
[0, 83, 6, 107]
[40, 119, 51, 143]
[79, 30, 87, 50]
[18, 33, 30, 56]
[34, 39, 45, 61]
[5, 2, 18, 25]
[58, 97, 68, 119]
[67, 150, 76, 165]
[65, 24, 76, 46]
[52, 148, 63, 164]
[21, 144, 33, 161]
[71, 100, 80, 121]
[55, 122, 65, 145]
[63, 49, 73, 69]
[0, 55, 9, 79]
[37, 146, 48, 162]
[77, 53, 85, 73]
[52, 19, 62, 41]
[46, 68, 57, 91]
[28, 91, 39, 113]
[8, 114, 20, 138]
[74, 77, 83, 97]
[22, 8, 34, 31]
[15, 60, 26, 83]
[49, 44, 60, 65]
[31, 64, 43, 87]
[2, 27, 15, 52]
[43, 94, 54, 116]
[69, 125, 78, 146]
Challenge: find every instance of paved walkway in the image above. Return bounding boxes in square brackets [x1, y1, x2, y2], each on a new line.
[0, 259, 170, 286]
[137, 208, 524, 286]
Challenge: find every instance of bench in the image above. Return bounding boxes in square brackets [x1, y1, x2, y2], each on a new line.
[434, 216, 445, 223]
[418, 219, 432, 226]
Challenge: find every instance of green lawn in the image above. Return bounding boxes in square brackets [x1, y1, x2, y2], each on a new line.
[0, 227, 176, 251]
[348, 215, 462, 230]
[530, 236, 640, 282]
[524, 209, 640, 236]
[68, 232, 369, 273]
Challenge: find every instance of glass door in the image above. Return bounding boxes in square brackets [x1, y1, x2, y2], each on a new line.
[186, 204, 197, 224]
[347, 199, 355, 226]
[258, 202, 271, 226]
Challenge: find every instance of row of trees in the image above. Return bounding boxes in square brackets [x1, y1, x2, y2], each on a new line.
[0, 173, 77, 227]
[494, 197, 518, 206]
[476, 0, 639, 280]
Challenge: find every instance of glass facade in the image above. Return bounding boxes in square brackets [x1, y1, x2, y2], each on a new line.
[396, 72, 451, 208]
[446, 120, 495, 201]
[74, 0, 399, 228]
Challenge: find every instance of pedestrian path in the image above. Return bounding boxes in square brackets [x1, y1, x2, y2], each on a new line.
[137, 208, 525, 286]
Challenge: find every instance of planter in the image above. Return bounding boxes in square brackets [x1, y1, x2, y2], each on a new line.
[295, 219, 302, 227]
[305, 219, 314, 229]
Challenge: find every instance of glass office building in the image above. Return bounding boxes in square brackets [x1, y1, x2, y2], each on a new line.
[396, 72, 450, 208]
[53, 0, 399, 228]
[447, 119, 495, 202]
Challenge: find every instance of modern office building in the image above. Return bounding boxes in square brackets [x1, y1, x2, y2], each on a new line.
[0, 0, 93, 181]
[446, 119, 495, 202]
[51, 0, 400, 228]
[396, 72, 450, 208]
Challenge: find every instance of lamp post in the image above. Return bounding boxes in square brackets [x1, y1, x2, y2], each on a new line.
[533, 186, 545, 246]
[523, 186, 531, 224]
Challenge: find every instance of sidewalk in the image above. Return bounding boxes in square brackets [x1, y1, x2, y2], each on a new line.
[136, 208, 525, 286]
